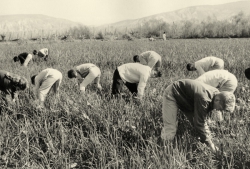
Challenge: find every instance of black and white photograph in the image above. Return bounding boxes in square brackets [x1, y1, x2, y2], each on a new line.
[0, 0, 250, 168]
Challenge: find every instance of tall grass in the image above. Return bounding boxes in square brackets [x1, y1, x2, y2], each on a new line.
[0, 39, 250, 168]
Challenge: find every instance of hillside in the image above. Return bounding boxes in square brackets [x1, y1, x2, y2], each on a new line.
[0, 14, 82, 33]
[97, 1, 250, 32]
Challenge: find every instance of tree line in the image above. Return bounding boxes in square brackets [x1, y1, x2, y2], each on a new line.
[1, 11, 249, 41]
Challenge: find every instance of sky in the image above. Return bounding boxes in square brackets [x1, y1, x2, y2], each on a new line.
[0, 0, 246, 26]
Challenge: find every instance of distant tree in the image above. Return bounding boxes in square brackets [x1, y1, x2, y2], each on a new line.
[182, 21, 193, 38]
[146, 30, 160, 38]
[1, 34, 6, 41]
[122, 33, 132, 40]
[95, 31, 104, 39]
[231, 11, 250, 37]
[92, 11, 250, 39]
[232, 11, 245, 25]
[170, 22, 180, 38]
[217, 21, 233, 38]
[68, 25, 92, 39]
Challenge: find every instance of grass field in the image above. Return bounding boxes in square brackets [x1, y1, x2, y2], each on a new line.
[0, 39, 250, 168]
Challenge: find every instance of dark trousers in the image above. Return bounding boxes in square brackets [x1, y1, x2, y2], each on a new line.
[112, 69, 138, 96]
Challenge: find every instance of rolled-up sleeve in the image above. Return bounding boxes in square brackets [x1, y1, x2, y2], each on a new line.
[193, 93, 212, 144]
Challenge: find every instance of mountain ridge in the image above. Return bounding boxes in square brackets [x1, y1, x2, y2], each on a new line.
[0, 14, 82, 33]
[96, 1, 250, 31]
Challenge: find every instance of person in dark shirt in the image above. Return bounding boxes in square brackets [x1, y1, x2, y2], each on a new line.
[0, 70, 28, 104]
[161, 79, 235, 153]
[13, 52, 33, 67]
[244, 68, 250, 79]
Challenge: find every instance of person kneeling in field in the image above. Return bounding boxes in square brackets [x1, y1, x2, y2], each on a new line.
[112, 63, 162, 100]
[133, 51, 162, 71]
[196, 69, 238, 93]
[31, 68, 62, 109]
[13, 52, 33, 67]
[161, 79, 235, 153]
[0, 70, 28, 105]
[68, 63, 102, 95]
[33, 48, 49, 61]
[187, 56, 224, 76]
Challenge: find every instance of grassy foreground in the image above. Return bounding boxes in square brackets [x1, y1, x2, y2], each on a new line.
[0, 39, 250, 168]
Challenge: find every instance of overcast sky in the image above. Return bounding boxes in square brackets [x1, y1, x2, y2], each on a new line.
[0, 0, 245, 26]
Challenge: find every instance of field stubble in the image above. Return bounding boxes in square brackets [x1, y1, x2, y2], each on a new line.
[0, 39, 250, 168]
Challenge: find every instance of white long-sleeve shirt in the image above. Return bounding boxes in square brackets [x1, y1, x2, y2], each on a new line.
[139, 51, 162, 66]
[75, 63, 101, 91]
[117, 63, 151, 98]
[35, 68, 62, 98]
[39, 48, 49, 55]
[196, 69, 238, 93]
[195, 56, 224, 75]
[75, 63, 97, 78]
[163, 33, 167, 40]
[23, 54, 33, 67]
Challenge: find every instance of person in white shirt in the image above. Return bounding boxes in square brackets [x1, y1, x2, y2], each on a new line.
[133, 51, 162, 71]
[31, 68, 62, 108]
[33, 48, 49, 61]
[68, 63, 102, 94]
[111, 63, 162, 99]
[187, 56, 224, 76]
[13, 52, 33, 67]
[163, 32, 167, 41]
[196, 69, 238, 93]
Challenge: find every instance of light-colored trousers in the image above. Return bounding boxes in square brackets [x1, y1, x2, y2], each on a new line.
[79, 66, 102, 91]
[161, 84, 179, 141]
[39, 77, 60, 102]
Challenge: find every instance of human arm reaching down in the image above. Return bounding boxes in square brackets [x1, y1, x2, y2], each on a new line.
[193, 93, 217, 152]
[195, 64, 206, 76]
[137, 74, 150, 99]
[23, 54, 32, 67]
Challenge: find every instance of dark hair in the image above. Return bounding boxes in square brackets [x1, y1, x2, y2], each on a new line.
[186, 63, 196, 71]
[133, 55, 140, 62]
[68, 69, 77, 78]
[157, 71, 162, 77]
[245, 68, 250, 80]
[33, 50, 37, 55]
[31, 75, 37, 85]
[13, 56, 19, 62]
